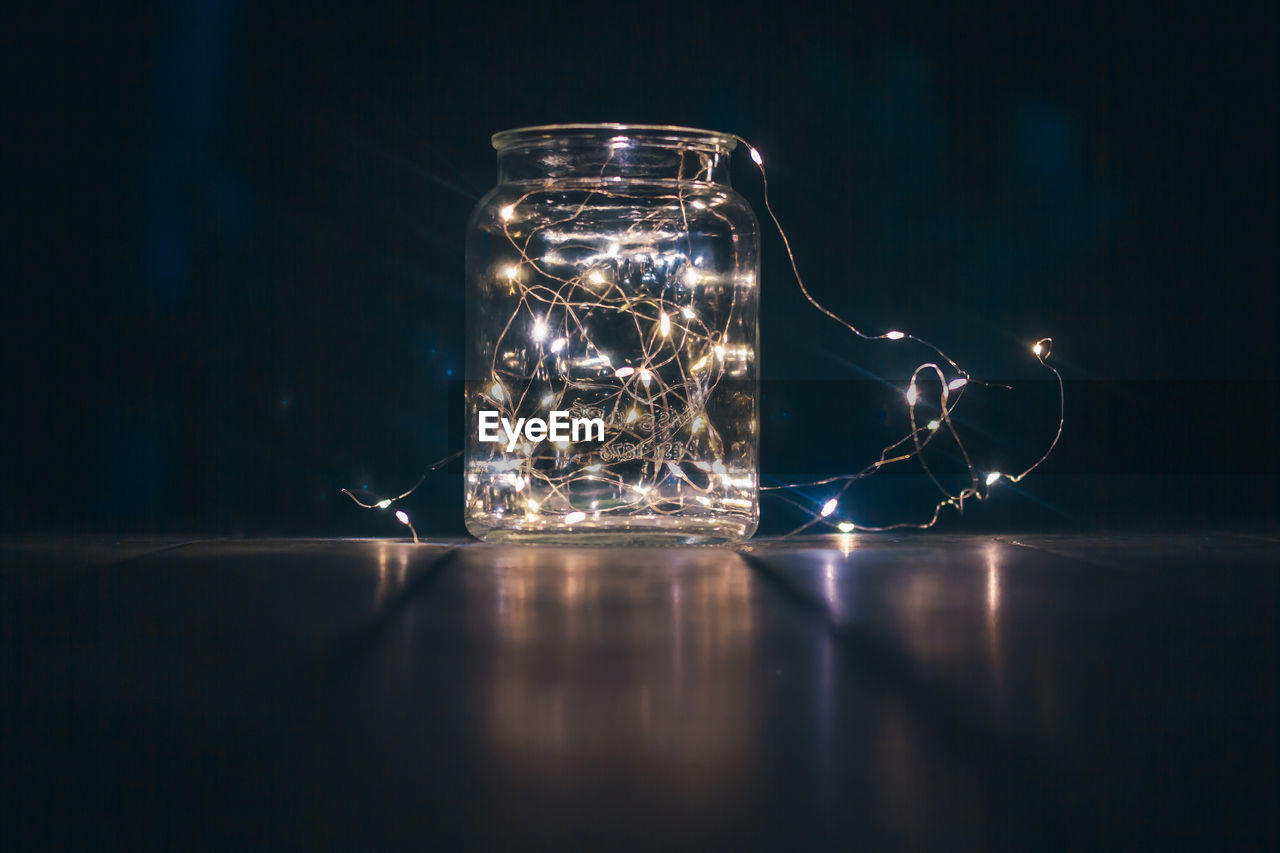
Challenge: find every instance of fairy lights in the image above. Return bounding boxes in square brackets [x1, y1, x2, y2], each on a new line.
[736, 131, 1063, 536]
[345, 127, 1063, 541]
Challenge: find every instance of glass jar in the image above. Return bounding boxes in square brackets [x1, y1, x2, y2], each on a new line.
[464, 124, 759, 544]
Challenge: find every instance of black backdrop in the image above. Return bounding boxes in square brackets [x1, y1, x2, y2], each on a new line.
[8, 1, 1277, 535]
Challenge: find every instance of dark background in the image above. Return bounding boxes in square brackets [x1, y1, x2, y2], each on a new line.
[7, 1, 1277, 536]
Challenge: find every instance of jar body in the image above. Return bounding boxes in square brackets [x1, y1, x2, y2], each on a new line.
[465, 126, 759, 544]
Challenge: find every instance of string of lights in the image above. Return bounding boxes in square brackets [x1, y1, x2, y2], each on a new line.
[344, 134, 1063, 540]
[734, 134, 1064, 534]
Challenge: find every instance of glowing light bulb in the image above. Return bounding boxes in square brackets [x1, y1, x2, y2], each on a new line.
[565, 511, 586, 524]
[504, 265, 519, 280]
[820, 498, 838, 517]
[905, 384, 919, 405]
[948, 377, 968, 391]
[927, 419, 940, 431]
[691, 416, 705, 433]
[395, 510, 409, 525]
[1033, 342, 1043, 356]
[885, 330, 905, 340]
[614, 367, 635, 378]
[986, 472, 1002, 486]
[750, 147, 763, 165]
[625, 408, 638, 424]
[691, 355, 708, 370]
[639, 368, 652, 387]
[681, 306, 695, 319]
[588, 270, 606, 285]
[531, 317, 548, 342]
[684, 268, 700, 286]
[659, 311, 670, 336]
[489, 382, 504, 401]
[550, 338, 566, 353]
[500, 204, 515, 221]
[837, 522, 855, 533]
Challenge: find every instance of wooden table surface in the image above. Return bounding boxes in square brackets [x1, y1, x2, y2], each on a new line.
[2, 534, 1276, 849]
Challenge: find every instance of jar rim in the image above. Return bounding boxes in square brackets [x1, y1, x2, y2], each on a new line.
[492, 123, 737, 152]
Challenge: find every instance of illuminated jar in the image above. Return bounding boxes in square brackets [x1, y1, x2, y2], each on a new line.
[465, 124, 760, 544]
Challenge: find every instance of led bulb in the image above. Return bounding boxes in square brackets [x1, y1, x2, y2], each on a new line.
[376, 499, 391, 509]
[885, 330, 905, 340]
[905, 384, 919, 405]
[948, 377, 968, 391]
[395, 510, 409, 525]
[750, 148, 763, 165]
[821, 498, 838, 517]
[986, 472, 1002, 486]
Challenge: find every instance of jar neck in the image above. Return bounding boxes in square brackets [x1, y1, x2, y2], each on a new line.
[493, 125, 735, 185]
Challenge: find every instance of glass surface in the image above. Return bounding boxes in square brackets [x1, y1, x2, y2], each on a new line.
[465, 125, 760, 544]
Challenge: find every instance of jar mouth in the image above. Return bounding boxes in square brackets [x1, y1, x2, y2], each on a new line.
[492, 123, 737, 153]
